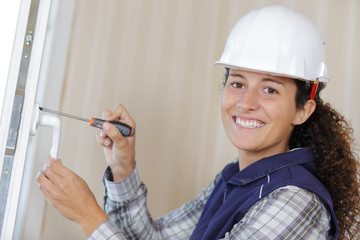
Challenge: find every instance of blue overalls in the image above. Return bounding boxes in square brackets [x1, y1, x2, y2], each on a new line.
[190, 148, 338, 239]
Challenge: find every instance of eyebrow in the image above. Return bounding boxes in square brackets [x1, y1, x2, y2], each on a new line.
[262, 78, 284, 85]
[229, 73, 284, 86]
[229, 73, 245, 78]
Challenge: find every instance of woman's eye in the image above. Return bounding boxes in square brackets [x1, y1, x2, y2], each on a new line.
[231, 82, 245, 89]
[263, 87, 278, 94]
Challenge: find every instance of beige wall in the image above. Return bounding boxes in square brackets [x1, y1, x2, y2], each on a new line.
[40, 0, 360, 239]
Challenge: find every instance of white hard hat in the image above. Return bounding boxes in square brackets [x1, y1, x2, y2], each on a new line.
[216, 5, 328, 82]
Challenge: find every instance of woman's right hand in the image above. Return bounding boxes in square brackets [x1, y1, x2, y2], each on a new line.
[96, 104, 136, 181]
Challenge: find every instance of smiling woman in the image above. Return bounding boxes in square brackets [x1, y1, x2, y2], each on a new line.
[36, 4, 359, 240]
[221, 67, 360, 239]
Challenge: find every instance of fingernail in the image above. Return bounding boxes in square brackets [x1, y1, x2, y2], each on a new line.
[105, 139, 111, 146]
[100, 130, 104, 137]
[43, 164, 47, 171]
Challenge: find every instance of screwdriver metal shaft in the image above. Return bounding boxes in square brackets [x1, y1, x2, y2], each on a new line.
[39, 107, 89, 122]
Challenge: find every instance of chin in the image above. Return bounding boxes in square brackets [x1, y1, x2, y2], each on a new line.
[231, 138, 260, 151]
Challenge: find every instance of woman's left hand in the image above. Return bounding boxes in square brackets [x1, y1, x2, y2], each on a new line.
[37, 156, 108, 236]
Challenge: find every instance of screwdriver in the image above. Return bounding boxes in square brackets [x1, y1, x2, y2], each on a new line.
[39, 107, 135, 137]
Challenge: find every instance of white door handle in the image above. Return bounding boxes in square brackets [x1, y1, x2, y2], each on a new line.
[30, 102, 61, 159]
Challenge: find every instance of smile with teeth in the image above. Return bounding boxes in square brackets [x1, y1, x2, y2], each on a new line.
[235, 117, 265, 129]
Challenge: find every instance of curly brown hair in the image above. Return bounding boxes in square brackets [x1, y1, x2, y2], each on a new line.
[223, 68, 360, 239]
[290, 80, 360, 240]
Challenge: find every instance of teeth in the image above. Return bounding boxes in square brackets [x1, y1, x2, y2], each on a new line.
[235, 117, 264, 128]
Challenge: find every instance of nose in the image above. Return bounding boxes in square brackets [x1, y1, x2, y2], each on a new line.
[236, 88, 259, 112]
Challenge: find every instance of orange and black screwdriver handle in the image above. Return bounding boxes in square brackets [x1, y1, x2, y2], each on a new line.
[90, 118, 135, 137]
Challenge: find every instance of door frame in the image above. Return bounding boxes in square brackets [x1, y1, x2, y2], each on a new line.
[0, 0, 52, 238]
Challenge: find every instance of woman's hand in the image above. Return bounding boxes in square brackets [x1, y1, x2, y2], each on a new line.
[37, 157, 108, 237]
[96, 104, 136, 181]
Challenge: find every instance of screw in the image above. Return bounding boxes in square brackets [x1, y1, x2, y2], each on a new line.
[3, 168, 9, 174]
[25, 34, 33, 45]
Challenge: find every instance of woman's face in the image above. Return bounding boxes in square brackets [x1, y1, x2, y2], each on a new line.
[221, 69, 304, 158]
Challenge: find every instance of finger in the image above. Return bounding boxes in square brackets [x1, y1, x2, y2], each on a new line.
[96, 129, 113, 148]
[111, 104, 136, 128]
[37, 172, 57, 202]
[99, 129, 111, 141]
[44, 156, 71, 177]
[43, 164, 63, 185]
[38, 182, 62, 207]
[37, 170, 49, 185]
[37, 170, 57, 197]
[39, 184, 55, 204]
[102, 122, 127, 148]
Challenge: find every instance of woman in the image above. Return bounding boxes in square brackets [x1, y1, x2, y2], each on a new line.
[37, 5, 360, 239]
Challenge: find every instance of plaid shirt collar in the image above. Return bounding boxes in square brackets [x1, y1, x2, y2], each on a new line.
[223, 148, 316, 186]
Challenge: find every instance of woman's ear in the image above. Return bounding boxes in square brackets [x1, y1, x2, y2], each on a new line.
[293, 100, 316, 125]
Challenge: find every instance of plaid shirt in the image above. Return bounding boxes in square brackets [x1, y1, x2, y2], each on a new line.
[89, 166, 331, 240]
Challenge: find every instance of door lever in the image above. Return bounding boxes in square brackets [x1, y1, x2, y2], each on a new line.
[30, 102, 61, 159]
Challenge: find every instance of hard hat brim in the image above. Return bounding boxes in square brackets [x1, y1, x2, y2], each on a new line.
[215, 61, 329, 83]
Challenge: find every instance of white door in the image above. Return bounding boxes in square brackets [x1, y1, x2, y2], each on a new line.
[0, 0, 73, 239]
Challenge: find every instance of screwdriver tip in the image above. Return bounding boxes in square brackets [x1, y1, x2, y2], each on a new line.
[39, 107, 43, 111]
